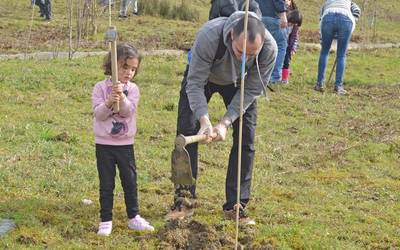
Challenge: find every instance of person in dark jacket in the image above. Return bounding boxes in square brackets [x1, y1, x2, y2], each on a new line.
[166, 11, 277, 226]
[32, 0, 51, 21]
[209, 0, 261, 20]
[42, 0, 51, 21]
[256, 0, 288, 83]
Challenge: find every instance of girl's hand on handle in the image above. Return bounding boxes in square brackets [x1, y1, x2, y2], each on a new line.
[112, 82, 124, 95]
[110, 82, 125, 108]
[105, 97, 114, 109]
[106, 93, 120, 109]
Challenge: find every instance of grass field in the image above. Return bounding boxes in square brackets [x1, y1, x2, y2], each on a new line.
[0, 47, 399, 248]
[1, 0, 400, 248]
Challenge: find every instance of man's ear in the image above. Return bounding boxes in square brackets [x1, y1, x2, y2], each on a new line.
[230, 30, 234, 41]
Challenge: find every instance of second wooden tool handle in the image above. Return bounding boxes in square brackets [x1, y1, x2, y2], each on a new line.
[183, 134, 208, 145]
[175, 134, 208, 148]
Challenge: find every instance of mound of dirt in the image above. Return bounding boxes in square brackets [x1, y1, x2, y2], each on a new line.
[157, 219, 236, 249]
[157, 219, 276, 249]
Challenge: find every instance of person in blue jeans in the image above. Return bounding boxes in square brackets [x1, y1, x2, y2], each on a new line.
[315, 0, 361, 95]
[256, 0, 288, 83]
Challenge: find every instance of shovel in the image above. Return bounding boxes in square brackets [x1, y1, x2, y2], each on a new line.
[170, 134, 207, 185]
[105, 26, 119, 112]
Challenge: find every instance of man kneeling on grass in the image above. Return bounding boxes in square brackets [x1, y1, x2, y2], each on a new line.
[166, 11, 277, 225]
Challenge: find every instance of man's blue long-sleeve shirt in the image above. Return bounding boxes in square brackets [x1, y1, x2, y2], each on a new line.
[256, 0, 286, 19]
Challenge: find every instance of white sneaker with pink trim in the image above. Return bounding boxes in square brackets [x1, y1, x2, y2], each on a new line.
[97, 221, 112, 236]
[128, 215, 154, 231]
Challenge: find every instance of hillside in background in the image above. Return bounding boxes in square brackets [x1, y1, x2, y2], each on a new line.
[0, 0, 399, 53]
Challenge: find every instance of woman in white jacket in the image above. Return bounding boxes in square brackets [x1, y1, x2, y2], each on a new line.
[314, 0, 360, 95]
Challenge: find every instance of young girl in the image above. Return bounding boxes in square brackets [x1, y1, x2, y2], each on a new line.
[281, 0, 302, 84]
[92, 43, 154, 236]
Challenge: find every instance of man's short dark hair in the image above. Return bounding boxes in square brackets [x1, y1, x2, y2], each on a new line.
[232, 15, 265, 42]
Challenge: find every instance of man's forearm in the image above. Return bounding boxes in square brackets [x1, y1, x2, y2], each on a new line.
[279, 12, 288, 28]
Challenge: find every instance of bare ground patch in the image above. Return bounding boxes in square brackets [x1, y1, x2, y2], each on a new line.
[156, 219, 275, 249]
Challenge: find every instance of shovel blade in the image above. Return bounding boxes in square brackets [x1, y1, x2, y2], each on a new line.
[171, 147, 195, 185]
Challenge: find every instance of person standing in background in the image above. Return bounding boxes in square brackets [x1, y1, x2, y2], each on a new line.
[256, 0, 288, 84]
[42, 0, 51, 21]
[208, 0, 261, 20]
[32, 0, 51, 21]
[119, 0, 139, 18]
[281, 0, 302, 84]
[314, 0, 361, 95]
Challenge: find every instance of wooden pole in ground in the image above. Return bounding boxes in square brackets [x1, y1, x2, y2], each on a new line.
[235, 0, 250, 249]
[68, 0, 73, 60]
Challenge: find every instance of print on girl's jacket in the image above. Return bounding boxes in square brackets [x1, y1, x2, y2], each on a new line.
[110, 121, 128, 136]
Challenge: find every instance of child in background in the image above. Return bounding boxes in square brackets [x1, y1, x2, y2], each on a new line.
[281, 0, 302, 84]
[92, 43, 154, 236]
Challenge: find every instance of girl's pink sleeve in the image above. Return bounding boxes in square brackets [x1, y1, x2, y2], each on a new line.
[92, 83, 113, 121]
[118, 84, 140, 118]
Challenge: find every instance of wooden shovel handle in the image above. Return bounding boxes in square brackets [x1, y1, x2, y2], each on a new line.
[110, 40, 119, 112]
[183, 134, 208, 145]
[107, 26, 119, 112]
[175, 134, 208, 148]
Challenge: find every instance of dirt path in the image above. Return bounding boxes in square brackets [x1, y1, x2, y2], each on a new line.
[0, 49, 184, 60]
[302, 42, 400, 51]
[0, 43, 399, 60]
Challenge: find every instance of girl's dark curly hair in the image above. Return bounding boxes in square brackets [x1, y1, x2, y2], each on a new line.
[103, 43, 142, 77]
[287, 9, 302, 27]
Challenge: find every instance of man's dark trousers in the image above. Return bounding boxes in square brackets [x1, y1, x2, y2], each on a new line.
[176, 66, 257, 211]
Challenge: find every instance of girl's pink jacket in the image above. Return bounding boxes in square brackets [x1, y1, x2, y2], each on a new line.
[92, 79, 140, 145]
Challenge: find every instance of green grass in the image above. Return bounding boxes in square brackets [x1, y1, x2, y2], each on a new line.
[138, 0, 200, 21]
[0, 48, 399, 248]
